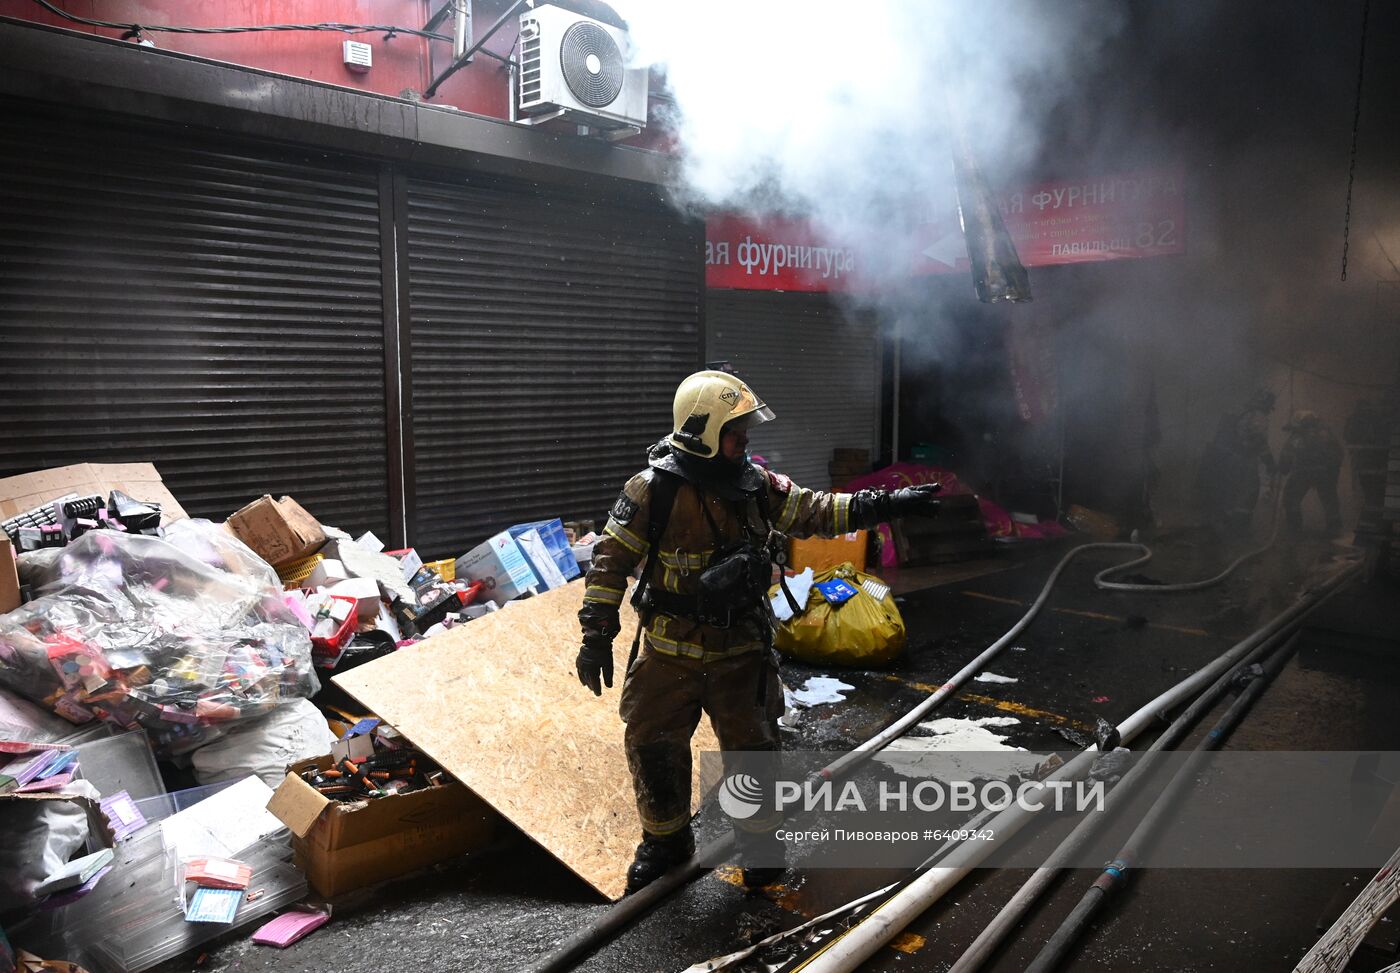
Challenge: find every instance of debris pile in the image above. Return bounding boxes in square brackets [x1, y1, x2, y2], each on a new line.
[0, 463, 591, 972]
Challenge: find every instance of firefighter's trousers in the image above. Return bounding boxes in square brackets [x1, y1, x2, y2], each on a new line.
[618, 643, 782, 838]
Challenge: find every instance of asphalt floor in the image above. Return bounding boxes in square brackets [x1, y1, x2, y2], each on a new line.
[152, 530, 1400, 973]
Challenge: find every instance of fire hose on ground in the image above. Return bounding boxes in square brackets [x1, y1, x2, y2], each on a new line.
[683, 587, 1340, 973]
[947, 631, 1306, 973]
[530, 537, 1357, 973]
[1020, 631, 1303, 973]
[793, 555, 1359, 973]
[1094, 506, 1283, 595]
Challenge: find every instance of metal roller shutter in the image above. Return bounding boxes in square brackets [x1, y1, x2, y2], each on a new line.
[0, 100, 391, 537]
[405, 175, 701, 558]
[706, 291, 881, 490]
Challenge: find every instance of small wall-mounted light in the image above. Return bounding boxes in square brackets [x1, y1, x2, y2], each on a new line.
[343, 40, 373, 73]
[120, 28, 155, 47]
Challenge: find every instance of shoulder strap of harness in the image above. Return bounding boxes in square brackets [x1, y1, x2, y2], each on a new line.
[622, 468, 682, 681]
[629, 468, 682, 610]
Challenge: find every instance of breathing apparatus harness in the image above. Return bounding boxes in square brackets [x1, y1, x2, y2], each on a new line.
[622, 449, 799, 678]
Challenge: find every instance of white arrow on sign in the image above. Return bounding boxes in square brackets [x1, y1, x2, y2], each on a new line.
[921, 230, 965, 268]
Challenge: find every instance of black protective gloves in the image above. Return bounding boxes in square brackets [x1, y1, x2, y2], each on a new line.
[576, 633, 615, 696]
[847, 481, 942, 527]
[887, 483, 943, 517]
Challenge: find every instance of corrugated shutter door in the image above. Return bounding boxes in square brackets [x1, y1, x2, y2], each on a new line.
[706, 292, 880, 490]
[405, 176, 701, 558]
[0, 100, 390, 537]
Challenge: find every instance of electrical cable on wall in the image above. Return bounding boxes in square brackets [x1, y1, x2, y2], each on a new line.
[30, 0, 452, 41]
[1340, 0, 1371, 281]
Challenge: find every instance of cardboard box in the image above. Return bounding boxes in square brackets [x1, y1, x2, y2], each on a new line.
[304, 558, 350, 591]
[454, 531, 540, 602]
[385, 548, 424, 583]
[0, 536, 18, 614]
[512, 528, 568, 591]
[0, 463, 187, 525]
[267, 757, 498, 897]
[507, 518, 581, 587]
[789, 530, 868, 574]
[226, 495, 326, 568]
[328, 577, 383, 621]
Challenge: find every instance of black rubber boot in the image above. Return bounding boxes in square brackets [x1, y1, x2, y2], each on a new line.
[624, 827, 695, 895]
[740, 865, 785, 890]
[737, 832, 787, 890]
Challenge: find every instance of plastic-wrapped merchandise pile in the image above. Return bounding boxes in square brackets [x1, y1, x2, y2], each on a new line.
[0, 521, 318, 756]
[0, 479, 592, 971]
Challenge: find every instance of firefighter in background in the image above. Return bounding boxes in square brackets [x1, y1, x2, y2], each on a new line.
[1198, 389, 1276, 535]
[1279, 411, 1344, 535]
[576, 370, 942, 893]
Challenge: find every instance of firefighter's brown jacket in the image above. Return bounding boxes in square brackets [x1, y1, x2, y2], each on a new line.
[580, 464, 853, 662]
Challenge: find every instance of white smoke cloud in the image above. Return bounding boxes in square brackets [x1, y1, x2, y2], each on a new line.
[614, 0, 1128, 242]
[610, 1, 1400, 527]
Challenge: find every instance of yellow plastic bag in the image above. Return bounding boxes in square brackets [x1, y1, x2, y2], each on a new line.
[772, 562, 906, 667]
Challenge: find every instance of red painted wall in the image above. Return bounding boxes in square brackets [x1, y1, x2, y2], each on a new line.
[2, 0, 671, 149]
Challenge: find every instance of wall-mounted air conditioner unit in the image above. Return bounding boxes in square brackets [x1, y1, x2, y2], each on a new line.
[515, 3, 648, 139]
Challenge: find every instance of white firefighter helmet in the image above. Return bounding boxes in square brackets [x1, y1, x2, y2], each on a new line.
[668, 370, 775, 458]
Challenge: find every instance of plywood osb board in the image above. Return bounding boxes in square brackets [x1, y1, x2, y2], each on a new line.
[333, 581, 719, 901]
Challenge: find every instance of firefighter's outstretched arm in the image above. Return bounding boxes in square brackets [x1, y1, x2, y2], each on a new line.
[765, 470, 941, 540]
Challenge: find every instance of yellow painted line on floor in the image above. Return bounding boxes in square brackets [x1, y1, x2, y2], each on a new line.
[1053, 606, 1122, 624]
[1150, 621, 1212, 637]
[889, 932, 927, 954]
[883, 676, 1092, 731]
[961, 590, 1024, 607]
[961, 693, 1095, 731]
[960, 590, 1214, 638]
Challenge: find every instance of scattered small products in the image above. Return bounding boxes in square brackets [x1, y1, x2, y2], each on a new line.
[185, 887, 243, 924]
[185, 858, 253, 891]
[250, 907, 331, 947]
[36, 849, 113, 898]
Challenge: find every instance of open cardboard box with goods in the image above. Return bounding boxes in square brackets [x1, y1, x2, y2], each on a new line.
[0, 463, 188, 525]
[267, 754, 499, 897]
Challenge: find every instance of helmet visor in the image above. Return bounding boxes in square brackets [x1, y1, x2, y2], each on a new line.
[726, 405, 775, 432]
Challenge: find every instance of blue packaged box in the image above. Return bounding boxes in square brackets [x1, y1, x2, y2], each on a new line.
[454, 531, 541, 602]
[507, 518, 581, 587]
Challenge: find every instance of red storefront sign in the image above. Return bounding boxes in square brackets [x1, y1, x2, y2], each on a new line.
[706, 167, 1185, 292]
[912, 168, 1186, 276]
[704, 214, 863, 292]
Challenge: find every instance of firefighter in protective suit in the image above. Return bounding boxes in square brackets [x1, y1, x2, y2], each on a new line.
[576, 370, 942, 893]
[1279, 411, 1344, 535]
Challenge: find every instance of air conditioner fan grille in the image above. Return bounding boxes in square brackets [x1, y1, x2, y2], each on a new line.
[559, 21, 624, 107]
